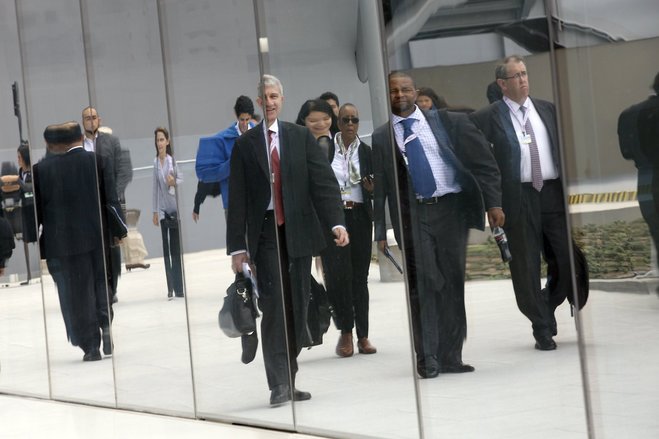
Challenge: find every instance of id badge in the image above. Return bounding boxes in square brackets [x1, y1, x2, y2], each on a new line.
[521, 133, 532, 144]
[340, 186, 352, 197]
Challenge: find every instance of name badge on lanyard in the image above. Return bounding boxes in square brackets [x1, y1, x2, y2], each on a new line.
[521, 133, 532, 144]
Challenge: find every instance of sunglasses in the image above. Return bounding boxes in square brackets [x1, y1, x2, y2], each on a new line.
[341, 117, 359, 124]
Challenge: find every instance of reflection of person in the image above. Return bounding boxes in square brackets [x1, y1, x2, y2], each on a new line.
[35, 122, 123, 361]
[227, 74, 348, 405]
[373, 71, 503, 378]
[194, 95, 255, 222]
[82, 107, 133, 301]
[618, 72, 659, 267]
[151, 127, 183, 299]
[470, 55, 571, 350]
[319, 91, 340, 136]
[17, 144, 37, 244]
[0, 212, 15, 276]
[486, 80, 503, 103]
[296, 98, 335, 158]
[415, 86, 445, 111]
[321, 103, 377, 357]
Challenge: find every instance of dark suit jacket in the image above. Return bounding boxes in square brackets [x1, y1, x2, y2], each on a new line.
[372, 109, 502, 244]
[637, 95, 659, 166]
[470, 98, 562, 224]
[34, 147, 123, 259]
[226, 121, 344, 260]
[95, 132, 133, 199]
[326, 138, 374, 221]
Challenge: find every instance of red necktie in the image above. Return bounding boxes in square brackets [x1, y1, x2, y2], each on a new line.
[269, 130, 284, 225]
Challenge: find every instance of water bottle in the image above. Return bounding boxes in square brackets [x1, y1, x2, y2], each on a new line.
[492, 226, 512, 262]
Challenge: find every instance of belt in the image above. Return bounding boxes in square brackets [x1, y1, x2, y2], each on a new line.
[416, 196, 442, 205]
[343, 201, 363, 209]
[416, 192, 460, 204]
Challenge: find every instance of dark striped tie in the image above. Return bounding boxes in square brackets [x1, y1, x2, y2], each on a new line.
[520, 105, 543, 191]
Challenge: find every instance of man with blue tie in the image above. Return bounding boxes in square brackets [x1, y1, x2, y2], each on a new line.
[470, 55, 572, 351]
[373, 71, 504, 378]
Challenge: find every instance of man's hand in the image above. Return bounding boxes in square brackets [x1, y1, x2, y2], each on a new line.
[192, 212, 199, 223]
[333, 227, 349, 247]
[152, 212, 159, 226]
[377, 240, 388, 253]
[231, 253, 250, 274]
[487, 207, 505, 229]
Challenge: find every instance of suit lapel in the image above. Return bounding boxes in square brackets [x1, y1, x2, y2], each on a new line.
[494, 100, 521, 178]
[532, 98, 560, 166]
[251, 122, 269, 178]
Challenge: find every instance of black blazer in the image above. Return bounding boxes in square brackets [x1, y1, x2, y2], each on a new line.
[470, 98, 562, 224]
[326, 137, 374, 221]
[227, 121, 344, 260]
[34, 147, 122, 259]
[372, 109, 502, 244]
[95, 132, 133, 199]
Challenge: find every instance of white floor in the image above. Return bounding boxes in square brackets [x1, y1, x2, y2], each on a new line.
[2, 249, 659, 439]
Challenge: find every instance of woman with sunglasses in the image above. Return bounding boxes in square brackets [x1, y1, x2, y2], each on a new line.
[322, 103, 377, 357]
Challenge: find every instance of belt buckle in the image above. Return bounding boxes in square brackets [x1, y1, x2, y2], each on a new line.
[343, 201, 354, 209]
[418, 196, 438, 204]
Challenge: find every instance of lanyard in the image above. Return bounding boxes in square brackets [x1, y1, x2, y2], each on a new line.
[505, 100, 530, 135]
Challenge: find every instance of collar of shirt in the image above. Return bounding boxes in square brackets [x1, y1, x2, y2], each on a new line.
[391, 105, 424, 127]
[67, 145, 84, 153]
[263, 120, 279, 153]
[335, 132, 360, 154]
[503, 96, 532, 114]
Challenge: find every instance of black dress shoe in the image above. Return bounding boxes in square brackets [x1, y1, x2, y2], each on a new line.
[241, 332, 258, 364]
[167, 290, 173, 300]
[270, 385, 291, 406]
[293, 388, 311, 401]
[417, 355, 440, 379]
[535, 335, 557, 351]
[102, 327, 113, 356]
[83, 348, 102, 361]
[175, 292, 185, 298]
[439, 362, 475, 373]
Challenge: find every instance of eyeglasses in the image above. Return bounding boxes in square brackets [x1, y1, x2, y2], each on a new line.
[341, 117, 359, 124]
[501, 71, 528, 80]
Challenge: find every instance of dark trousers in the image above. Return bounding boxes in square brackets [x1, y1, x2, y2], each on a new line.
[55, 248, 106, 353]
[505, 180, 571, 338]
[408, 193, 469, 365]
[320, 205, 372, 338]
[253, 211, 311, 390]
[160, 219, 184, 295]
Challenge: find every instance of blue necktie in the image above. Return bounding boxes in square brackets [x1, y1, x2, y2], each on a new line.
[400, 118, 437, 199]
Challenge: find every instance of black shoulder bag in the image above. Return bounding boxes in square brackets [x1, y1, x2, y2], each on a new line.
[219, 272, 259, 338]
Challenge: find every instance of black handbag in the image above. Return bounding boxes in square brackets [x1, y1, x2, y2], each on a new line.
[161, 212, 179, 229]
[219, 272, 259, 338]
[303, 276, 331, 348]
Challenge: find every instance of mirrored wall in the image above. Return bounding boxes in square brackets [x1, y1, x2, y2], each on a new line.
[2, 1, 659, 438]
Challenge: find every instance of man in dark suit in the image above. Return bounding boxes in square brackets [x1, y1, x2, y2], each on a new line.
[34, 122, 124, 361]
[227, 74, 348, 405]
[82, 107, 133, 301]
[373, 71, 504, 378]
[470, 55, 572, 350]
[618, 72, 659, 267]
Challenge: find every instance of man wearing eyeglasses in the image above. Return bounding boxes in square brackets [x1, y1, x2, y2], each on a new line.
[470, 55, 572, 351]
[373, 71, 504, 378]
